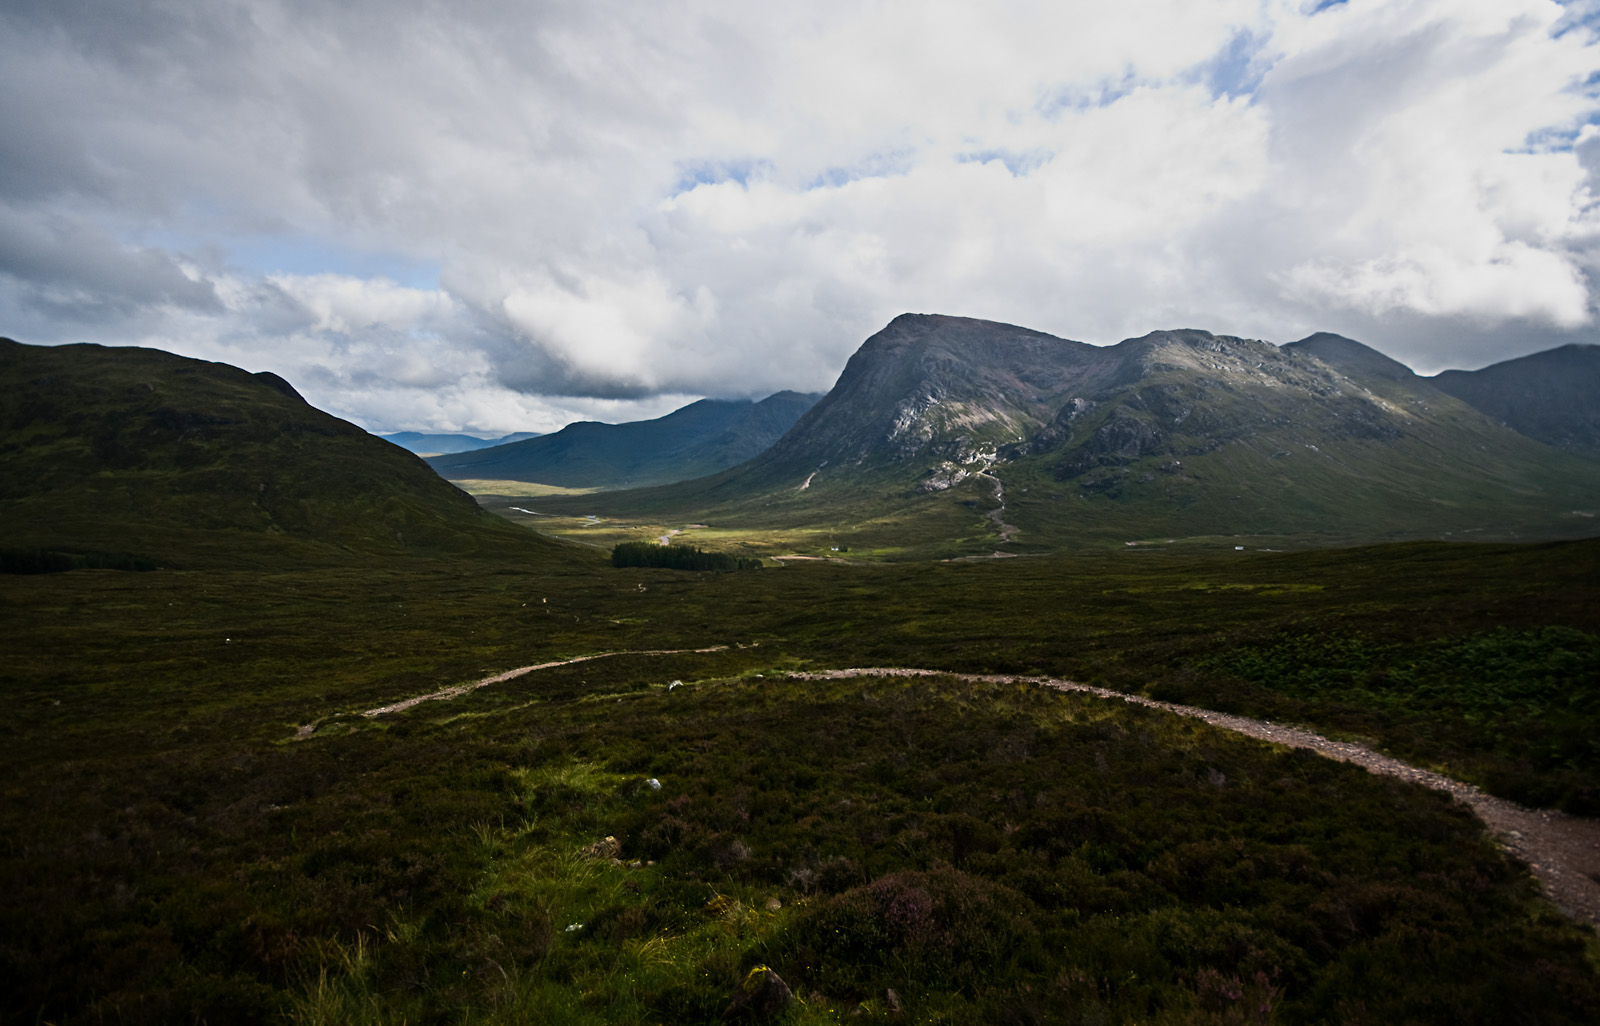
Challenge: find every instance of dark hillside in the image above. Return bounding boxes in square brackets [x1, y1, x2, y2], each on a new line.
[1431, 344, 1600, 459]
[0, 338, 569, 567]
[428, 390, 821, 488]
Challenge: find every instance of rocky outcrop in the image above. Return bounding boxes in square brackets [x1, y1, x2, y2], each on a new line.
[722, 965, 794, 1021]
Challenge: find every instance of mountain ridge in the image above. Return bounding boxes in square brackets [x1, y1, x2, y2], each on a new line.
[528, 315, 1600, 554]
[1429, 343, 1600, 459]
[428, 389, 822, 489]
[382, 430, 542, 455]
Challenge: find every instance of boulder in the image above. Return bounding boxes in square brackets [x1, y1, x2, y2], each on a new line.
[722, 964, 794, 1021]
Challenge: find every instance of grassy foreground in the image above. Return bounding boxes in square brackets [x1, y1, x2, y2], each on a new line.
[3, 539, 1599, 1022]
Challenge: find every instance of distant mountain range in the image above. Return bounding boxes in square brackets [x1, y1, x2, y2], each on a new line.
[381, 430, 542, 455]
[5, 320, 1595, 562]
[426, 391, 822, 489]
[0, 338, 566, 567]
[538, 314, 1600, 551]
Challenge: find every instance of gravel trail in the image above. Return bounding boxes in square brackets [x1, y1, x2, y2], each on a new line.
[357, 645, 729, 718]
[787, 667, 1600, 931]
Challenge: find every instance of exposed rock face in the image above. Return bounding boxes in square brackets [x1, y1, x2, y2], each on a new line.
[737, 317, 1450, 497]
[749, 313, 1123, 479]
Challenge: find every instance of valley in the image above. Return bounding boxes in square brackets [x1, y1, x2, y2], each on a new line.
[4, 329, 1600, 1023]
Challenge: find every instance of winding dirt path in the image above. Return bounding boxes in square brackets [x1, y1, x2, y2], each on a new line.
[313, 650, 1600, 931]
[787, 667, 1600, 931]
[357, 645, 729, 718]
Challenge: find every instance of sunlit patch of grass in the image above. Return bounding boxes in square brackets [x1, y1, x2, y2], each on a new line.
[451, 480, 602, 497]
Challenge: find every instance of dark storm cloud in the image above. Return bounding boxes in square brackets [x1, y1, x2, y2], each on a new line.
[0, 207, 219, 321]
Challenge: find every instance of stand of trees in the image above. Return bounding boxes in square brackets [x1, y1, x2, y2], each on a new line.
[611, 541, 762, 571]
[0, 548, 158, 574]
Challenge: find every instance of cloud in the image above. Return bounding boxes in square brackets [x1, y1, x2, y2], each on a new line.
[0, 205, 220, 321]
[0, 0, 1595, 432]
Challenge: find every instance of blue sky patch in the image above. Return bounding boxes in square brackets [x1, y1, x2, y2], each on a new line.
[671, 158, 772, 194]
[1195, 29, 1270, 100]
[136, 226, 441, 290]
[955, 148, 1054, 177]
[1514, 109, 1600, 154]
[1037, 74, 1139, 117]
[803, 148, 917, 191]
[226, 236, 441, 290]
[1553, 0, 1600, 40]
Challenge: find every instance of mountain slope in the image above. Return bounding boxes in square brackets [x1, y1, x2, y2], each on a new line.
[997, 328, 1599, 547]
[427, 390, 821, 489]
[0, 338, 569, 567]
[1429, 344, 1600, 460]
[536, 315, 1600, 553]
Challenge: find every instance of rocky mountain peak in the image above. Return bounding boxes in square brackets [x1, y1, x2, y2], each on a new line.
[1284, 332, 1418, 382]
[753, 314, 1111, 478]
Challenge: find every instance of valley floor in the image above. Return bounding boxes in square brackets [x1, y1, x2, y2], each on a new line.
[5, 538, 1600, 1023]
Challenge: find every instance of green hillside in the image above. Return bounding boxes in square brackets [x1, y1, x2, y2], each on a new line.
[0, 338, 572, 568]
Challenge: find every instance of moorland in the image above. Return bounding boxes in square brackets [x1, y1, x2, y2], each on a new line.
[3, 328, 1600, 1024]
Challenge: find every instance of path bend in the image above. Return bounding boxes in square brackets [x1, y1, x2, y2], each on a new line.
[787, 667, 1600, 931]
[315, 653, 1600, 931]
[359, 645, 729, 718]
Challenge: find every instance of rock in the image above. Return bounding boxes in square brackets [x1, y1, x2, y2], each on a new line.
[723, 965, 794, 1021]
[646, 778, 662, 790]
[885, 988, 902, 1014]
[579, 835, 621, 860]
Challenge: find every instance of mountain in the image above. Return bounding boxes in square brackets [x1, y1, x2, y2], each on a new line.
[1282, 331, 1420, 383]
[0, 338, 568, 567]
[381, 430, 541, 455]
[1428, 344, 1600, 460]
[536, 315, 1600, 553]
[427, 390, 822, 489]
[741, 314, 1123, 480]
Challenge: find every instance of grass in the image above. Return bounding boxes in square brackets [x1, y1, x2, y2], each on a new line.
[452, 480, 602, 497]
[4, 538, 1600, 1022]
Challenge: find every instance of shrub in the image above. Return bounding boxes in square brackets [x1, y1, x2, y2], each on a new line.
[787, 866, 1043, 993]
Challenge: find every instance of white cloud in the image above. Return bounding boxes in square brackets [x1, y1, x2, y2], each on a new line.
[0, 0, 1595, 432]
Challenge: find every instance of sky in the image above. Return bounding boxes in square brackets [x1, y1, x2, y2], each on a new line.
[2, 0, 1598, 435]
